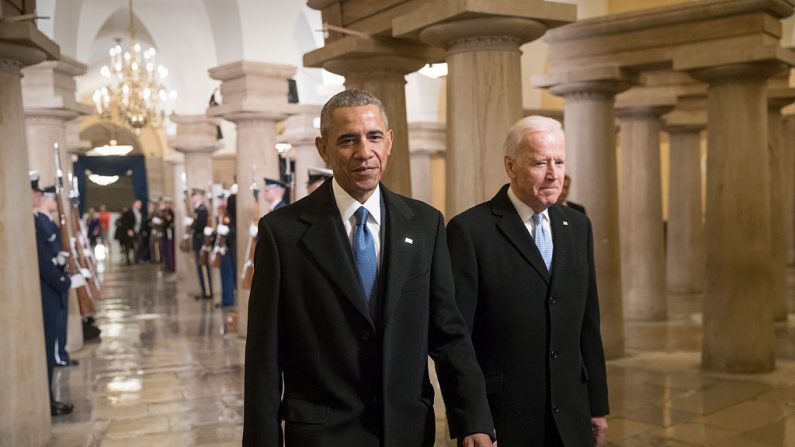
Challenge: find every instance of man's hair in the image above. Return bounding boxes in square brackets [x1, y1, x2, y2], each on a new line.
[319, 89, 389, 138]
[503, 115, 563, 158]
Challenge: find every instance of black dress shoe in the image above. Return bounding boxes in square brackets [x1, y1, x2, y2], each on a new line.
[55, 359, 79, 367]
[51, 401, 74, 416]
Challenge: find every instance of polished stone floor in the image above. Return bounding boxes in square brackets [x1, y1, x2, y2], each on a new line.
[49, 258, 795, 446]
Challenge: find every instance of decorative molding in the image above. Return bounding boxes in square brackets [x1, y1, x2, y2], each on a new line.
[446, 35, 523, 55]
[0, 58, 22, 76]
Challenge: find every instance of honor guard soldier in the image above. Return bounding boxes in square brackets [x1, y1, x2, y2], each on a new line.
[32, 174, 84, 416]
[263, 177, 289, 211]
[306, 166, 333, 195]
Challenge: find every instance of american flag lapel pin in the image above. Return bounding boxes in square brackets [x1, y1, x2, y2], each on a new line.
[404, 237, 413, 244]
[562, 221, 568, 226]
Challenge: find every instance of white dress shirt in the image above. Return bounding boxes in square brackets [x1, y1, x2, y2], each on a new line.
[507, 186, 553, 252]
[332, 179, 382, 271]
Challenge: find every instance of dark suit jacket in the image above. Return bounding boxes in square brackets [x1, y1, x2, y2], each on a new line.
[447, 185, 609, 447]
[564, 200, 586, 215]
[243, 180, 493, 447]
[191, 204, 208, 251]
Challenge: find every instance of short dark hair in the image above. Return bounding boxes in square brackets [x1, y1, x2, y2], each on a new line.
[319, 89, 389, 138]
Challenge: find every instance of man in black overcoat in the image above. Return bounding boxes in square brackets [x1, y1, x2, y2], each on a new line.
[447, 116, 609, 447]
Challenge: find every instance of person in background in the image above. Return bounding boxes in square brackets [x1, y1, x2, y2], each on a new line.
[119, 200, 143, 264]
[98, 204, 110, 247]
[160, 197, 176, 273]
[190, 189, 212, 300]
[31, 172, 83, 416]
[85, 207, 101, 248]
[263, 178, 289, 211]
[306, 166, 333, 195]
[557, 174, 586, 215]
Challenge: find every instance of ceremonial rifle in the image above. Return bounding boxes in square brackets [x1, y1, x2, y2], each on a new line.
[69, 174, 102, 299]
[241, 166, 259, 289]
[54, 144, 96, 316]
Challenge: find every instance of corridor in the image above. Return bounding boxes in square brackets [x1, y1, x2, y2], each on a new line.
[48, 262, 795, 446]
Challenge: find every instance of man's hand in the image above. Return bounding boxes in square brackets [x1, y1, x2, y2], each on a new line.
[127, 229, 134, 237]
[458, 433, 494, 447]
[591, 416, 608, 446]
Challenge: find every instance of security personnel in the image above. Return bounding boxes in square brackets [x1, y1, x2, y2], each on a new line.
[32, 176, 83, 416]
[263, 177, 289, 211]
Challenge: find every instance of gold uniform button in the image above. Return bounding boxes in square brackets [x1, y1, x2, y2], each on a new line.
[59, 277, 65, 282]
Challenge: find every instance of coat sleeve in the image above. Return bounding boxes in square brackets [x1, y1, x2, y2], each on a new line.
[242, 216, 283, 446]
[446, 216, 479, 332]
[193, 207, 208, 233]
[580, 218, 609, 416]
[427, 211, 494, 439]
[35, 218, 71, 294]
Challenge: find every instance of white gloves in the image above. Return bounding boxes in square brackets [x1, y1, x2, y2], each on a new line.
[216, 224, 230, 236]
[55, 251, 70, 266]
[203, 226, 214, 237]
[249, 223, 258, 238]
[152, 217, 163, 225]
[183, 216, 194, 226]
[69, 273, 87, 289]
[80, 268, 92, 279]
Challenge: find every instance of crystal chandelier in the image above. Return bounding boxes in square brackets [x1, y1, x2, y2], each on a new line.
[92, 0, 176, 135]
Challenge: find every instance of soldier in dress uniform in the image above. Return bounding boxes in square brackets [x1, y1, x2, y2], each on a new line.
[306, 166, 332, 195]
[190, 189, 212, 299]
[31, 173, 83, 416]
[263, 177, 289, 211]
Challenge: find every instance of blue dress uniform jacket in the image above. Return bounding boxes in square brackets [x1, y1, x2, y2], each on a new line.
[34, 210, 70, 396]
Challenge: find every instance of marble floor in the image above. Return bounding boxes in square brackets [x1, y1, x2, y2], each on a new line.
[48, 259, 795, 446]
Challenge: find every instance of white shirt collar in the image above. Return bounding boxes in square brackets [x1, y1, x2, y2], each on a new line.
[507, 185, 549, 224]
[332, 178, 381, 226]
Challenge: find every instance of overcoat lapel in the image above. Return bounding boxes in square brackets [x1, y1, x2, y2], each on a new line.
[492, 185, 551, 284]
[298, 181, 374, 328]
[548, 204, 573, 284]
[381, 185, 416, 323]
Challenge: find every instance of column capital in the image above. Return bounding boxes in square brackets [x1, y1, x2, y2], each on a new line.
[207, 60, 297, 118]
[616, 105, 673, 120]
[767, 87, 795, 111]
[549, 79, 632, 101]
[408, 122, 446, 156]
[688, 60, 788, 83]
[282, 106, 322, 147]
[222, 111, 292, 127]
[24, 108, 79, 123]
[417, 17, 546, 55]
[663, 110, 706, 134]
[0, 21, 59, 67]
[304, 35, 439, 78]
[169, 114, 223, 154]
[22, 55, 92, 115]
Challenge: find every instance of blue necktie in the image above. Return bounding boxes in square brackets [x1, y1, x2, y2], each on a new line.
[532, 213, 553, 271]
[353, 207, 377, 302]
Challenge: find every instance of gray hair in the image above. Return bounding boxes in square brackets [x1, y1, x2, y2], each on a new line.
[319, 89, 389, 138]
[503, 115, 563, 158]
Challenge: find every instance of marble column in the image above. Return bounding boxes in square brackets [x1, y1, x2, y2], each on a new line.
[417, 18, 546, 216]
[616, 107, 670, 321]
[170, 115, 222, 295]
[208, 61, 296, 338]
[323, 56, 424, 197]
[784, 113, 795, 267]
[0, 22, 59, 445]
[768, 94, 795, 321]
[548, 80, 629, 359]
[282, 107, 325, 200]
[664, 120, 706, 295]
[690, 62, 782, 373]
[408, 122, 446, 206]
[163, 154, 191, 279]
[22, 57, 91, 357]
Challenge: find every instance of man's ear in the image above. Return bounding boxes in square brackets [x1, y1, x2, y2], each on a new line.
[504, 155, 515, 180]
[315, 136, 328, 163]
[385, 129, 394, 156]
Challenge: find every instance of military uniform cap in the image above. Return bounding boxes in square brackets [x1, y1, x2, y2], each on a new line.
[41, 185, 56, 197]
[29, 170, 42, 192]
[263, 177, 287, 189]
[307, 167, 332, 184]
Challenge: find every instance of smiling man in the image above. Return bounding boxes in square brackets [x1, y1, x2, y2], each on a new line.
[243, 89, 494, 447]
[447, 116, 610, 446]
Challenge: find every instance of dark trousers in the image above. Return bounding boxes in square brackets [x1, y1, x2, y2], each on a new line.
[220, 248, 236, 306]
[55, 306, 69, 363]
[162, 238, 176, 272]
[42, 309, 57, 404]
[193, 248, 213, 298]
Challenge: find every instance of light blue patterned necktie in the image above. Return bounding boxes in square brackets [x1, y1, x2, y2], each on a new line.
[353, 207, 377, 302]
[531, 213, 553, 271]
